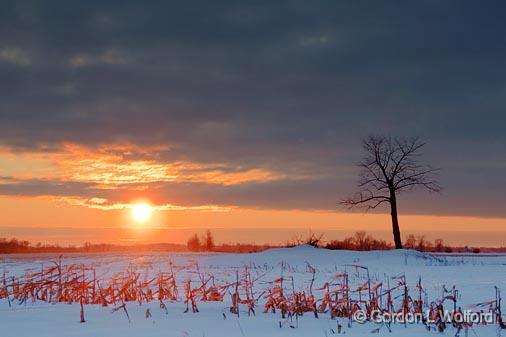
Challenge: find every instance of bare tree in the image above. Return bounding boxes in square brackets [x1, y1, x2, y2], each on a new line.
[340, 135, 441, 249]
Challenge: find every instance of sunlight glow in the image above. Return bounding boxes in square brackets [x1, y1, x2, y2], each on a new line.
[131, 203, 153, 223]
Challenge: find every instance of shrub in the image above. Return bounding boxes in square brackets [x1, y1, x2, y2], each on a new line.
[325, 232, 392, 251]
[204, 230, 215, 251]
[187, 234, 201, 252]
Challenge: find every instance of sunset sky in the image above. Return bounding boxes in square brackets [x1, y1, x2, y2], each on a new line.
[1, 1, 505, 246]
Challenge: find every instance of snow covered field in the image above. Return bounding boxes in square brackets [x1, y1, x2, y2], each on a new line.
[1, 245, 505, 337]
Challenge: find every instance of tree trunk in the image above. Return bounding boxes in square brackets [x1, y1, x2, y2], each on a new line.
[389, 189, 403, 249]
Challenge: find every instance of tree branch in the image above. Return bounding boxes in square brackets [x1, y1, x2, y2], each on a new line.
[340, 135, 441, 211]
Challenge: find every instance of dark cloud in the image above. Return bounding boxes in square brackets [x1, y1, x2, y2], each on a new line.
[0, 178, 95, 197]
[1, 174, 506, 217]
[1, 0, 506, 216]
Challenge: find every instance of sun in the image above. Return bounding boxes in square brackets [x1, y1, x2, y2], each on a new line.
[131, 203, 153, 223]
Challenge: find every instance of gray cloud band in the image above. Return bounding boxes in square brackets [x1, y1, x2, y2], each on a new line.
[1, 1, 505, 216]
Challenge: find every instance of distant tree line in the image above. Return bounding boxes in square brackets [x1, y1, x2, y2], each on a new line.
[325, 231, 392, 251]
[186, 230, 274, 253]
[1, 233, 498, 254]
[0, 238, 31, 253]
[403, 234, 453, 252]
[323, 231, 457, 252]
[284, 231, 491, 253]
[0, 238, 185, 254]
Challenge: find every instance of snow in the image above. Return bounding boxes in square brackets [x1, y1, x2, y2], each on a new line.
[1, 246, 505, 337]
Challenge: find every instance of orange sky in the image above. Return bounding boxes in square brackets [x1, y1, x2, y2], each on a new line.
[1, 194, 505, 246]
[0, 144, 505, 246]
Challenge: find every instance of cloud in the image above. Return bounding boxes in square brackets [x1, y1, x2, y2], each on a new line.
[56, 196, 231, 212]
[68, 49, 129, 68]
[26, 143, 290, 186]
[0, 1, 506, 217]
[0, 47, 31, 65]
[0, 177, 95, 197]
